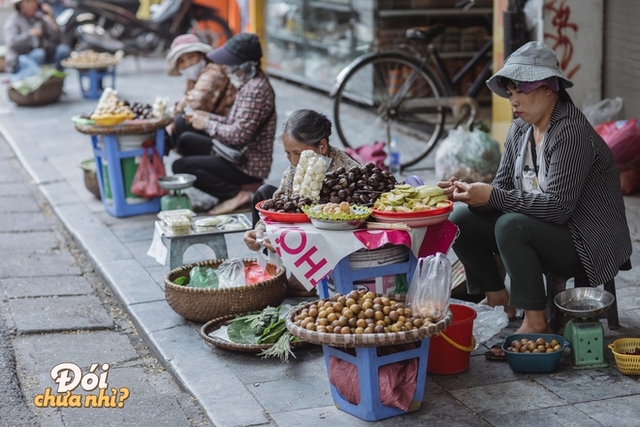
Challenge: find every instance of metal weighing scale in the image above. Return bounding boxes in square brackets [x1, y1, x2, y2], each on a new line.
[554, 287, 615, 369]
[158, 174, 196, 211]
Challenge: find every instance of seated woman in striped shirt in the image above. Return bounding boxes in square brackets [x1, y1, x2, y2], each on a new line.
[438, 42, 631, 344]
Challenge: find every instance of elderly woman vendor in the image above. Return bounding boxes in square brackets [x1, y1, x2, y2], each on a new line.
[439, 42, 632, 357]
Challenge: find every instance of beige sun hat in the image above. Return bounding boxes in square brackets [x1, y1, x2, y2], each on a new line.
[486, 41, 574, 98]
[165, 34, 213, 76]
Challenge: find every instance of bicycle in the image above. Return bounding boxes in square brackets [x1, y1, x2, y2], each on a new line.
[330, 0, 493, 169]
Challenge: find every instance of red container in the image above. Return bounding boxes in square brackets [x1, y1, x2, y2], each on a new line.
[427, 304, 477, 375]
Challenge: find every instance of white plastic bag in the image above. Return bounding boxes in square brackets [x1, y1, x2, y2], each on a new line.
[217, 258, 246, 289]
[406, 253, 452, 321]
[435, 126, 501, 183]
[449, 298, 509, 349]
[582, 96, 623, 126]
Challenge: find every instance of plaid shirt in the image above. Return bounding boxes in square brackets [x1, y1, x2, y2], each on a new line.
[204, 69, 276, 179]
[174, 63, 236, 117]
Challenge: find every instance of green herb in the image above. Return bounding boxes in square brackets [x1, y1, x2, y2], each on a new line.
[226, 303, 305, 362]
[173, 276, 188, 286]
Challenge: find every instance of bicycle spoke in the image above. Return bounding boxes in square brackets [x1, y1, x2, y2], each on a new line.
[334, 55, 447, 168]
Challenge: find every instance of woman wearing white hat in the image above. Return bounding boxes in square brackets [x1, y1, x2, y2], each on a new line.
[3, 0, 70, 82]
[438, 42, 631, 351]
[165, 34, 236, 154]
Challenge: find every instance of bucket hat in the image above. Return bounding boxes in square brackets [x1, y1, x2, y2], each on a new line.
[486, 41, 573, 98]
[165, 34, 212, 76]
[206, 33, 262, 66]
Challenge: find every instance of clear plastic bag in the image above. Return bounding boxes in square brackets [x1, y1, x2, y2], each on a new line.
[406, 253, 452, 321]
[435, 126, 501, 183]
[582, 96, 623, 126]
[189, 266, 219, 289]
[449, 299, 510, 349]
[217, 258, 247, 289]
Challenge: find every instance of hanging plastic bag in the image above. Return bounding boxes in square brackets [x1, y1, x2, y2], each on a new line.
[435, 126, 501, 183]
[406, 253, 452, 321]
[217, 258, 247, 289]
[595, 119, 640, 166]
[131, 140, 169, 198]
[449, 298, 509, 349]
[189, 266, 219, 289]
[582, 96, 623, 126]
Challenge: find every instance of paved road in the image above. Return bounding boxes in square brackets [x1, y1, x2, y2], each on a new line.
[0, 134, 210, 426]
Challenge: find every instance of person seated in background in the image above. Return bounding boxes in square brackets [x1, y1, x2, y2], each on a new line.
[3, 0, 70, 82]
[172, 33, 276, 215]
[164, 34, 236, 154]
[243, 109, 361, 296]
[437, 42, 631, 359]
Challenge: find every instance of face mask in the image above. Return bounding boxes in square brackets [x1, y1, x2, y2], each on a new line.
[181, 59, 205, 81]
[228, 73, 246, 89]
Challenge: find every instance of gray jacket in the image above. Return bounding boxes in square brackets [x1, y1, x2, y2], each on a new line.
[487, 100, 632, 286]
[3, 9, 62, 72]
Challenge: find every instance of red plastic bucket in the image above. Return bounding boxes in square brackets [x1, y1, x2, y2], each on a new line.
[427, 304, 477, 375]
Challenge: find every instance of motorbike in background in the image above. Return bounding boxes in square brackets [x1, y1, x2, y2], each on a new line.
[56, 0, 239, 55]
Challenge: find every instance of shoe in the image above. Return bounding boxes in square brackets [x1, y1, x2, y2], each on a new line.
[484, 344, 507, 362]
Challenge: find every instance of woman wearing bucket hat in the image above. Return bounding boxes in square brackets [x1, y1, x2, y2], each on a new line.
[438, 42, 631, 351]
[164, 34, 236, 154]
[172, 32, 276, 215]
[3, 0, 70, 82]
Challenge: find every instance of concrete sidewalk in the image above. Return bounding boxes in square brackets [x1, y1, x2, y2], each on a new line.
[2, 56, 640, 427]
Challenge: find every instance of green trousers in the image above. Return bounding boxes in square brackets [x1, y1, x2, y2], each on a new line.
[449, 205, 584, 310]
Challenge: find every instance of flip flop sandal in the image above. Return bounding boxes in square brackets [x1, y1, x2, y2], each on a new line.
[484, 344, 507, 362]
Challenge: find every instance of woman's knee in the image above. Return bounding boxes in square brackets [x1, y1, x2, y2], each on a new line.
[172, 158, 188, 174]
[29, 48, 47, 64]
[494, 213, 531, 246]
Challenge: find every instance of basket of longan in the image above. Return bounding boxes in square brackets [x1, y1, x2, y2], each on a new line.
[285, 290, 452, 348]
[608, 338, 640, 375]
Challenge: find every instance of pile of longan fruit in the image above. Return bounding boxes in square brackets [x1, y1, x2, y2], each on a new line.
[292, 290, 435, 335]
[506, 337, 563, 353]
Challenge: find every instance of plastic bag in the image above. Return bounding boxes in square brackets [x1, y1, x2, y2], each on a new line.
[582, 96, 623, 126]
[449, 299, 509, 349]
[328, 343, 419, 411]
[189, 266, 218, 289]
[406, 253, 452, 321]
[619, 161, 640, 195]
[594, 119, 640, 165]
[217, 258, 247, 289]
[245, 262, 275, 284]
[343, 141, 387, 171]
[435, 126, 501, 183]
[131, 140, 169, 198]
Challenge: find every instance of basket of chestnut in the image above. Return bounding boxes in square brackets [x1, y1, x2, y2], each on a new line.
[501, 333, 570, 373]
[285, 290, 452, 348]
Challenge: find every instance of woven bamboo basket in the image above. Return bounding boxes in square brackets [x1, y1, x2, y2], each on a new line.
[200, 313, 309, 353]
[285, 294, 452, 348]
[164, 259, 288, 323]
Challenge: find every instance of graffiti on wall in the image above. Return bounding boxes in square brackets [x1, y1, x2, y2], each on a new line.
[544, 0, 580, 79]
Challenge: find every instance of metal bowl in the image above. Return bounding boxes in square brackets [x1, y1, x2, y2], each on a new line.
[158, 174, 196, 190]
[554, 287, 615, 318]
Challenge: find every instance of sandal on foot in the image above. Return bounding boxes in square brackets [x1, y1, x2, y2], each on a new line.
[484, 344, 507, 362]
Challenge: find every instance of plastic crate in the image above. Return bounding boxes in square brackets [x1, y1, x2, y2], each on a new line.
[322, 339, 430, 421]
[609, 339, 640, 375]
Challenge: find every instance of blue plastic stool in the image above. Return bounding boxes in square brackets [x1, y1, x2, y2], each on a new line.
[78, 67, 116, 99]
[91, 129, 165, 217]
[318, 250, 418, 299]
[322, 338, 430, 421]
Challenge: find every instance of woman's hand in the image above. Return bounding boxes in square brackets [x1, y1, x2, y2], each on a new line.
[452, 181, 493, 207]
[243, 229, 274, 252]
[184, 110, 208, 130]
[437, 176, 459, 200]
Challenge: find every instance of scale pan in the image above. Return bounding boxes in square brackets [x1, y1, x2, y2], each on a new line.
[158, 174, 197, 190]
[554, 287, 615, 318]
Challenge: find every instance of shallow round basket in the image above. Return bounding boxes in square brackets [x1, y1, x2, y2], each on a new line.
[285, 295, 452, 348]
[164, 259, 288, 323]
[79, 158, 101, 199]
[8, 76, 64, 106]
[200, 313, 310, 353]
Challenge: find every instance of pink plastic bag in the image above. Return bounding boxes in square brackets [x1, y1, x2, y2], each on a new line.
[344, 141, 388, 171]
[328, 343, 419, 411]
[595, 119, 640, 165]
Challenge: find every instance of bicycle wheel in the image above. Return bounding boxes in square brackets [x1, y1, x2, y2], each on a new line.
[333, 53, 447, 168]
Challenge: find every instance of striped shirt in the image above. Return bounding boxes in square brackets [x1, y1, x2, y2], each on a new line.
[204, 69, 276, 179]
[486, 100, 632, 286]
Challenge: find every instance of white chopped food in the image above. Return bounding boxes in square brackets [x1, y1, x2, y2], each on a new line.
[291, 150, 328, 201]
